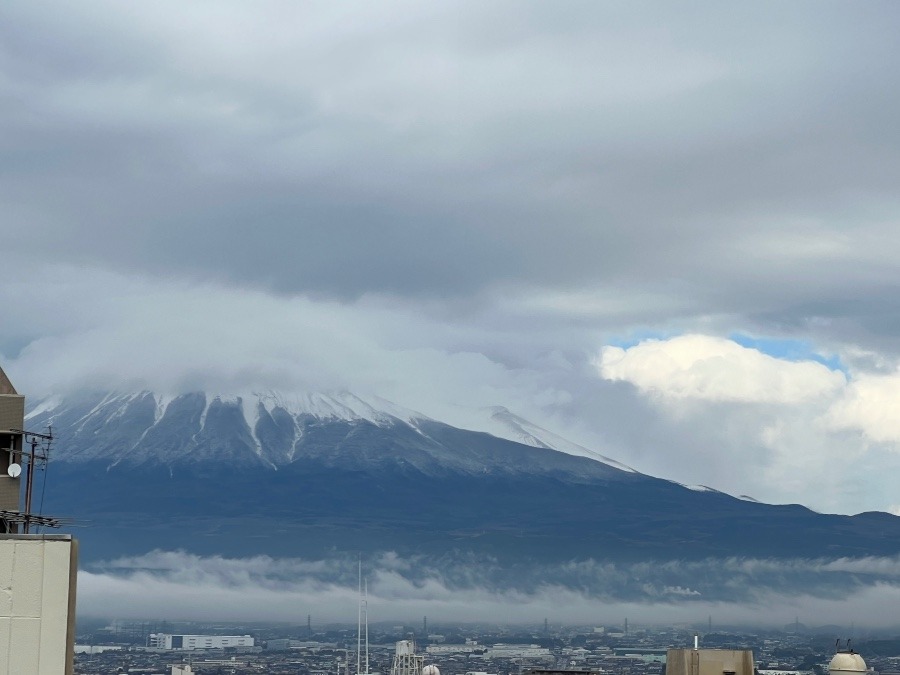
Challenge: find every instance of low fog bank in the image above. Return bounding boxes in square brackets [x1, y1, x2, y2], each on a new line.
[78, 551, 900, 627]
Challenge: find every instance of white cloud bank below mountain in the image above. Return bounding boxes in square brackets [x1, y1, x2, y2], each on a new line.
[77, 550, 900, 628]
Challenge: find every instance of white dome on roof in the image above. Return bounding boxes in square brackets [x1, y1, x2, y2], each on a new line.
[829, 652, 866, 675]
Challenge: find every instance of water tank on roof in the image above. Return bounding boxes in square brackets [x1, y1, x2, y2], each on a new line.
[829, 651, 867, 675]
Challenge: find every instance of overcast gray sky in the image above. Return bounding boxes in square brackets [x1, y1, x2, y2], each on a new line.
[3, 1, 900, 514]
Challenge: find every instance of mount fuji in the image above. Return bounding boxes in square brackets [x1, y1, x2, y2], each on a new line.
[25, 390, 900, 565]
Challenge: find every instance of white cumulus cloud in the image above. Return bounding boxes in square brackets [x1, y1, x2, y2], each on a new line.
[596, 334, 845, 404]
[591, 334, 900, 513]
[827, 372, 900, 443]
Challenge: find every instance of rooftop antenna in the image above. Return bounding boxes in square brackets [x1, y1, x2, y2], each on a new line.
[357, 559, 362, 675]
[6, 426, 63, 533]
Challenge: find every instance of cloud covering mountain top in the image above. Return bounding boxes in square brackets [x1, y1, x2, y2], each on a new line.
[3, 2, 900, 514]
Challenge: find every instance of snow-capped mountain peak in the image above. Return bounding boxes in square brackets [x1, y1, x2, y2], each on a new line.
[24, 389, 635, 480]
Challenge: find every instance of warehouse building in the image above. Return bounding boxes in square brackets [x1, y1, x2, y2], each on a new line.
[148, 633, 255, 650]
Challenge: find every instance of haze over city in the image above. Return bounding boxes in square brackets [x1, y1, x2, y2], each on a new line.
[3, 1, 900, 630]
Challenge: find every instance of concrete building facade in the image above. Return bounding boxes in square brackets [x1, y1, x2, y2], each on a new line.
[0, 534, 79, 675]
[0, 365, 79, 674]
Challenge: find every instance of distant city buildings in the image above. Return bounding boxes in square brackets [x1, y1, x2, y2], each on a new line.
[72, 621, 891, 675]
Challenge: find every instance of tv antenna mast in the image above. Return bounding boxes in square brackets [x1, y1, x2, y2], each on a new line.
[8, 426, 62, 533]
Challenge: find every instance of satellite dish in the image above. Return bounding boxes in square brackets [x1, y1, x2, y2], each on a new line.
[7, 463, 21, 478]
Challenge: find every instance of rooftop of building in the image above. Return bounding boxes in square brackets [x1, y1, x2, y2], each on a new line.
[0, 366, 17, 396]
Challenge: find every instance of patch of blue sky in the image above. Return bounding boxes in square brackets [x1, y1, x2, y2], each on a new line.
[605, 329, 680, 350]
[606, 330, 846, 374]
[729, 333, 845, 373]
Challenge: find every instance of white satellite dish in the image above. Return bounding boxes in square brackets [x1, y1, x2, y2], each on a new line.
[7, 463, 21, 478]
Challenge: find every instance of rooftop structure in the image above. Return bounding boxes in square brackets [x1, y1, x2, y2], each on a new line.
[829, 646, 867, 675]
[665, 647, 754, 675]
[0, 365, 24, 530]
[391, 640, 424, 675]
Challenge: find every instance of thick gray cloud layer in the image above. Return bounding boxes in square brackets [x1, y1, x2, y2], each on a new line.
[3, 4, 900, 317]
[3, 3, 900, 514]
[78, 550, 900, 627]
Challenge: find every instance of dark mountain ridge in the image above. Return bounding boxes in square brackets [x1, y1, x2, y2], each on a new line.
[25, 391, 900, 564]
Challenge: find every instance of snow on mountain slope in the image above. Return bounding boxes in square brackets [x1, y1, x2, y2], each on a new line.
[253, 390, 427, 426]
[480, 405, 636, 473]
[24, 390, 635, 476]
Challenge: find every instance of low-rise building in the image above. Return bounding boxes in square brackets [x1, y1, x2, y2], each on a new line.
[483, 644, 551, 659]
[147, 633, 255, 650]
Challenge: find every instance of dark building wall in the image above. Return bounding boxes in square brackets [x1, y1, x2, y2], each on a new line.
[0, 389, 25, 518]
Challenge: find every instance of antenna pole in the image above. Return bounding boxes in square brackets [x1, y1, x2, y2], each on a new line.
[357, 559, 362, 675]
[23, 437, 38, 534]
[364, 576, 369, 674]
[12, 428, 53, 534]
